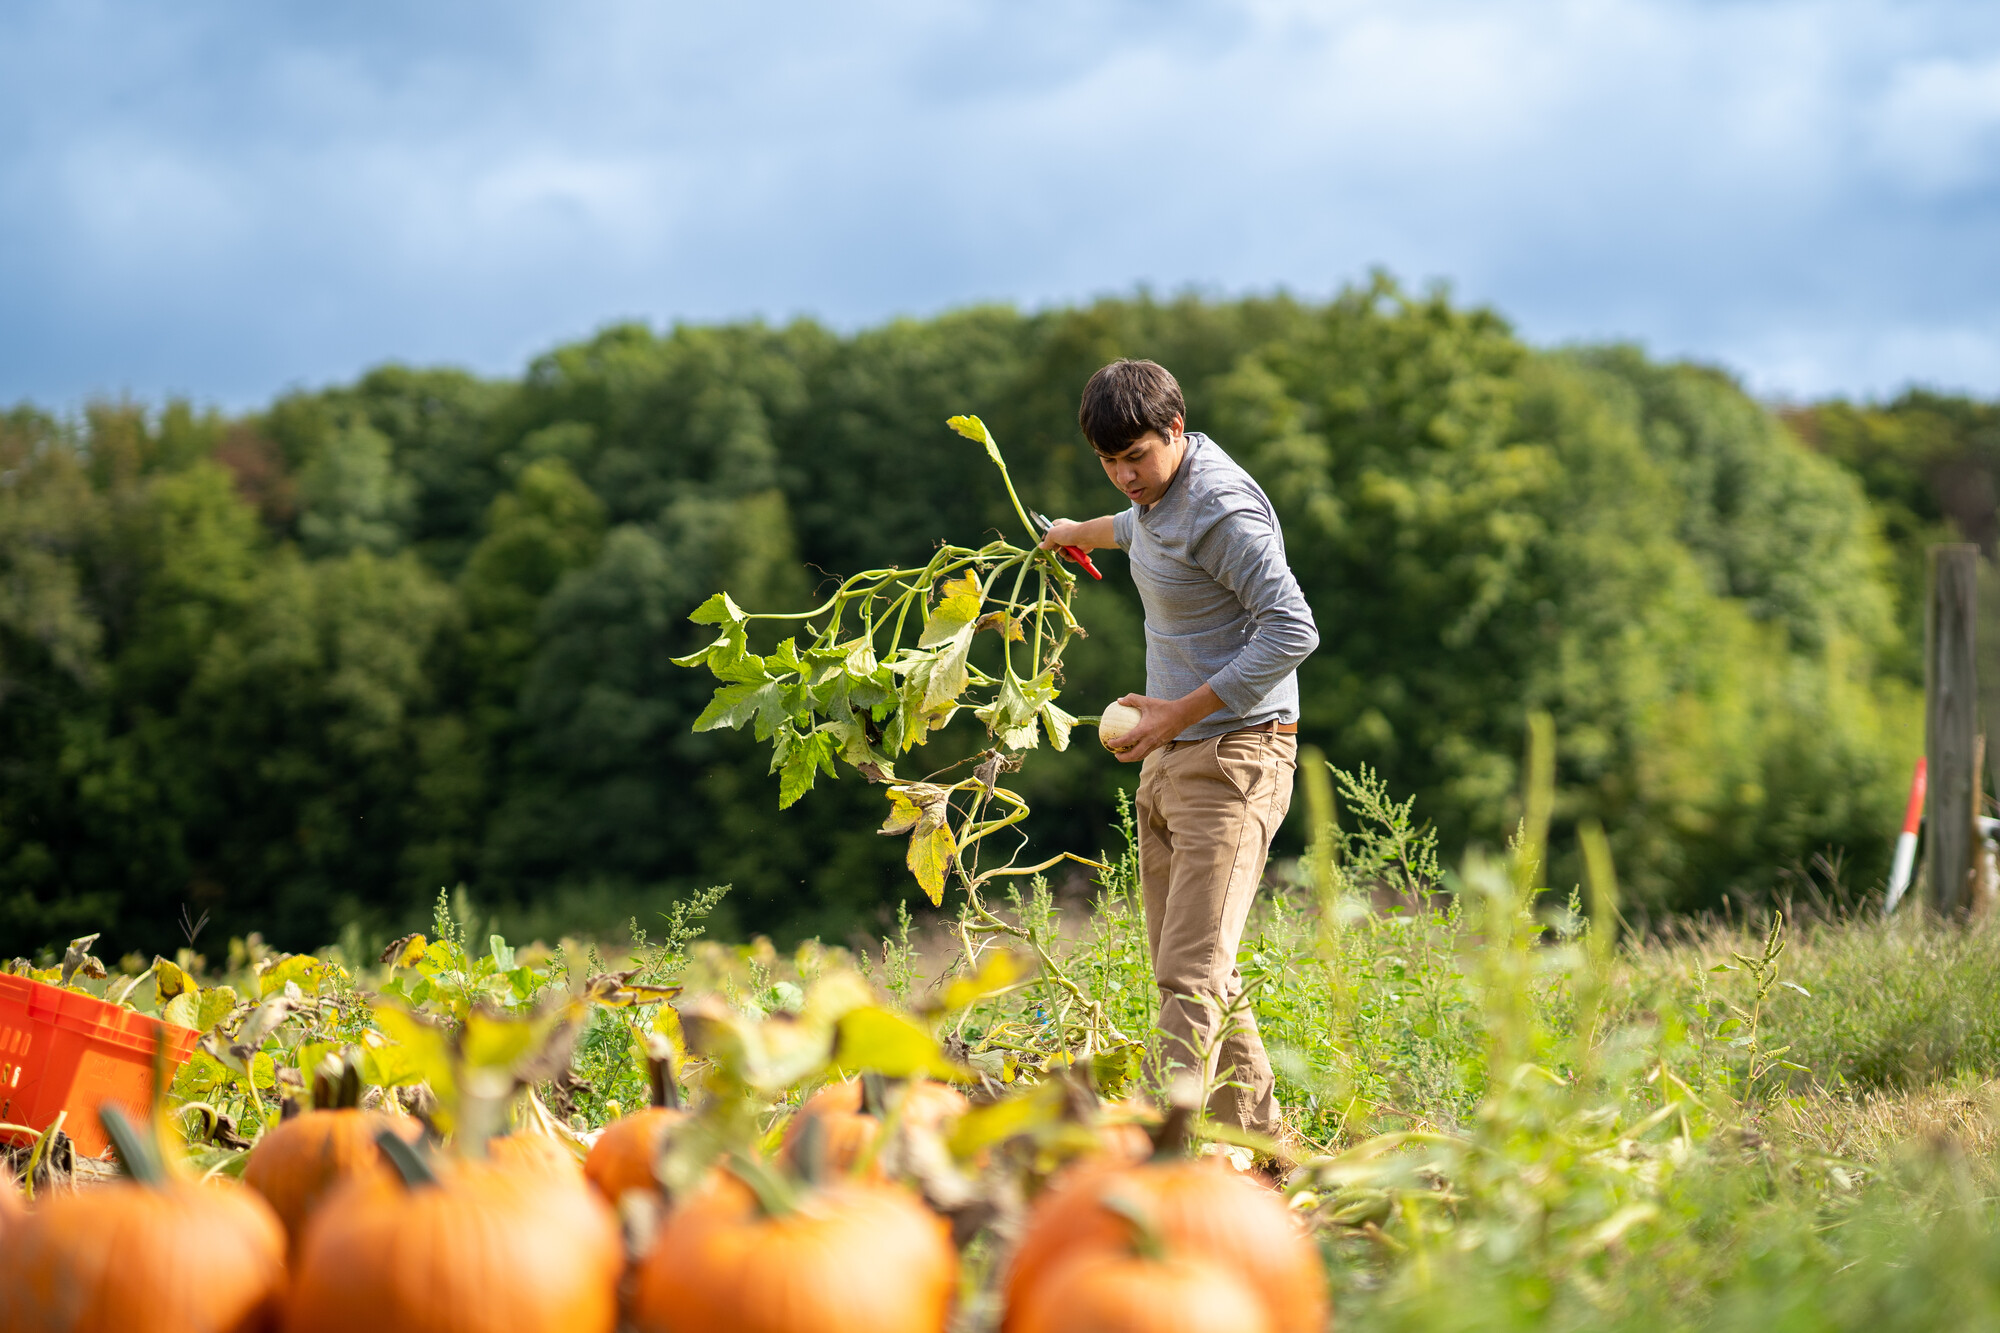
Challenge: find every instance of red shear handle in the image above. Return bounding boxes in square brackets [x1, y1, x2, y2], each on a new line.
[1060, 544, 1104, 580]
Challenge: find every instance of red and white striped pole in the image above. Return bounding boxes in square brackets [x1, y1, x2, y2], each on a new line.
[1884, 757, 1928, 914]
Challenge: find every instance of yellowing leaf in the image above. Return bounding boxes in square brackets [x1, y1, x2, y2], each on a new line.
[908, 820, 956, 905]
[937, 951, 1031, 1013]
[259, 953, 343, 998]
[195, 985, 241, 1033]
[369, 1005, 457, 1104]
[461, 1008, 539, 1073]
[922, 629, 975, 711]
[945, 414, 990, 444]
[1091, 1040, 1147, 1096]
[294, 1040, 339, 1086]
[834, 1005, 971, 1081]
[946, 1078, 1068, 1159]
[359, 1031, 432, 1092]
[882, 783, 958, 905]
[380, 934, 427, 969]
[946, 414, 1006, 470]
[880, 788, 923, 836]
[975, 610, 1025, 642]
[650, 1004, 690, 1065]
[919, 573, 983, 648]
[160, 990, 200, 1030]
[171, 1050, 232, 1098]
[152, 954, 196, 1001]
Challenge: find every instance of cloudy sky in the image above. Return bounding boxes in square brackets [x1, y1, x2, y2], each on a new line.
[4, 0, 1999, 408]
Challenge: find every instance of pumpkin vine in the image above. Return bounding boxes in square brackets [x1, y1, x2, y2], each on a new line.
[675, 414, 1130, 1054]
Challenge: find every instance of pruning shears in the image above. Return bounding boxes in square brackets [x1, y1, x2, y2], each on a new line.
[1030, 511, 1103, 580]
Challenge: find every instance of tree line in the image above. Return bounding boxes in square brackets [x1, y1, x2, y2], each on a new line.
[2, 278, 1991, 958]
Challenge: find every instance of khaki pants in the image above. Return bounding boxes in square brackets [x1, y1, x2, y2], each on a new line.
[1134, 729, 1297, 1135]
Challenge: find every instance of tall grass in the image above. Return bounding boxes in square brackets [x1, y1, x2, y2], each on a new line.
[916, 735, 2000, 1330]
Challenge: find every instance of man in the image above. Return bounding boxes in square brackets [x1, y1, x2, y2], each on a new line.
[1041, 358, 1319, 1138]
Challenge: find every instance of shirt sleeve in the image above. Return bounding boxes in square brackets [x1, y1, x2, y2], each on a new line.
[1189, 493, 1319, 716]
[1112, 506, 1136, 551]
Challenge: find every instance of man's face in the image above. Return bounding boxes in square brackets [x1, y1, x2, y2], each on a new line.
[1097, 419, 1187, 507]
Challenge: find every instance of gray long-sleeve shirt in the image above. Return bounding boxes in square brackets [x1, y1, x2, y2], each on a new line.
[1111, 432, 1319, 742]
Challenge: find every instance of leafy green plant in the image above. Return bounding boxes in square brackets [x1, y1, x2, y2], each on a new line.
[675, 414, 1140, 1067]
[673, 415, 1096, 901]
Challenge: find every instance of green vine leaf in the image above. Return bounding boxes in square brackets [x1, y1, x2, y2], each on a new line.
[670, 408, 1085, 898]
[774, 727, 840, 809]
[1041, 700, 1076, 752]
[694, 680, 777, 732]
[976, 672, 1040, 751]
[688, 591, 748, 626]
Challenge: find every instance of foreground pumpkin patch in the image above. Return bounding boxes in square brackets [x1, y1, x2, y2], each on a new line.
[0, 1107, 286, 1333]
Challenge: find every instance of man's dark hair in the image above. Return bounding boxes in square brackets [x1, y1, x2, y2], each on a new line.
[1078, 359, 1186, 455]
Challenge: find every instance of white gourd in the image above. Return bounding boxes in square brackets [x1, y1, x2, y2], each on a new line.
[1098, 702, 1143, 750]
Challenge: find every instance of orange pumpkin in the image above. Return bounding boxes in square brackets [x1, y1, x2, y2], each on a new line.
[631, 1169, 957, 1333]
[487, 1129, 584, 1176]
[583, 1106, 683, 1200]
[0, 1169, 22, 1227]
[0, 1106, 285, 1333]
[779, 1075, 969, 1177]
[242, 1109, 422, 1256]
[1003, 1155, 1324, 1333]
[1008, 1248, 1276, 1333]
[1090, 1098, 1158, 1165]
[584, 1052, 686, 1203]
[285, 1132, 621, 1333]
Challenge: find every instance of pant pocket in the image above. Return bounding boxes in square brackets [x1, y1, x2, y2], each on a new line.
[1211, 734, 1271, 801]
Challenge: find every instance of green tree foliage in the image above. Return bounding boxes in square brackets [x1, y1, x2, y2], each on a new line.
[0, 285, 1942, 956]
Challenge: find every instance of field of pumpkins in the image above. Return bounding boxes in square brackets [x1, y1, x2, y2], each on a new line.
[0, 909, 1325, 1333]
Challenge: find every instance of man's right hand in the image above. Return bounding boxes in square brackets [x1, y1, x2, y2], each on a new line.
[1039, 515, 1117, 552]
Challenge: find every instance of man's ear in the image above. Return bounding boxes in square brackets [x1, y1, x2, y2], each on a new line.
[1170, 415, 1186, 441]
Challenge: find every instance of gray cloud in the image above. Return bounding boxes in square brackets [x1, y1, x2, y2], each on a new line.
[3, 0, 1998, 406]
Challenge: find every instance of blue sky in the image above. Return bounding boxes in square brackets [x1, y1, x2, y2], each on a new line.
[4, 0, 1999, 408]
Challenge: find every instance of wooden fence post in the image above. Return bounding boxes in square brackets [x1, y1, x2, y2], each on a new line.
[1926, 544, 1980, 917]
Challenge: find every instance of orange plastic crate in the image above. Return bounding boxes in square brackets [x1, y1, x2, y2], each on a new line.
[0, 972, 200, 1157]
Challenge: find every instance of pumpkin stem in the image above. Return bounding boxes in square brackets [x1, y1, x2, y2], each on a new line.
[1099, 1190, 1169, 1262]
[859, 1071, 889, 1119]
[793, 1110, 830, 1187]
[312, 1049, 366, 1111]
[724, 1150, 801, 1217]
[99, 1104, 167, 1189]
[648, 1052, 682, 1111]
[1150, 1103, 1195, 1160]
[375, 1127, 441, 1189]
